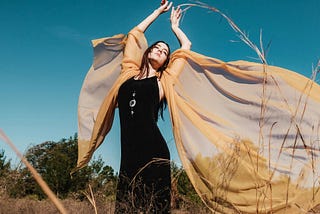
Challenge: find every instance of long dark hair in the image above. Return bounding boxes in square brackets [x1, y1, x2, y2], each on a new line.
[137, 41, 170, 121]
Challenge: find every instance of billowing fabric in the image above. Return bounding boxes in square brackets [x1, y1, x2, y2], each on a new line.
[76, 27, 320, 213]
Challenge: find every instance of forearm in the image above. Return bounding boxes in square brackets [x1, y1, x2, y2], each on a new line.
[172, 26, 192, 50]
[137, 9, 162, 33]
[137, 1, 172, 33]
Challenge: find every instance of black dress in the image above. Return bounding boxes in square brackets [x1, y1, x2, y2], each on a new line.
[115, 76, 171, 213]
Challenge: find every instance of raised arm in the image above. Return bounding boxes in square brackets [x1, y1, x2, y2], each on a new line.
[170, 7, 192, 50]
[137, 1, 172, 32]
[121, 1, 172, 75]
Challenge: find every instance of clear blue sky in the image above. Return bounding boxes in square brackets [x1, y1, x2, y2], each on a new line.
[1, 0, 319, 172]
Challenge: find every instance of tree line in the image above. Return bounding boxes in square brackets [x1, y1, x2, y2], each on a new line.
[0, 134, 204, 210]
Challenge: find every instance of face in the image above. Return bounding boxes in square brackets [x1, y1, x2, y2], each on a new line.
[148, 42, 169, 69]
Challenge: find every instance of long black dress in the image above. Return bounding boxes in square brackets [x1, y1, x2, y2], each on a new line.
[115, 76, 171, 213]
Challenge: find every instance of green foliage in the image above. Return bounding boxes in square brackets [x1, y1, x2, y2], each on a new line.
[0, 150, 10, 176]
[1, 134, 204, 212]
[8, 167, 38, 198]
[90, 157, 116, 187]
[0, 150, 12, 197]
[87, 157, 117, 199]
[171, 162, 203, 208]
[6, 134, 116, 200]
[23, 137, 83, 198]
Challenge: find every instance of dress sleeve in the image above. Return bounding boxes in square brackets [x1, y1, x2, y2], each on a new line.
[164, 49, 320, 212]
[75, 28, 148, 172]
[166, 49, 189, 78]
[121, 27, 148, 74]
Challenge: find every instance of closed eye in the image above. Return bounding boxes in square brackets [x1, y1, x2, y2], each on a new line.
[155, 45, 168, 56]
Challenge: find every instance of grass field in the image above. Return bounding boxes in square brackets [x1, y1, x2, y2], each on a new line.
[0, 196, 210, 214]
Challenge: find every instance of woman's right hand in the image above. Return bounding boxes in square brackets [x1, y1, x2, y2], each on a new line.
[156, 0, 172, 14]
[137, 1, 172, 32]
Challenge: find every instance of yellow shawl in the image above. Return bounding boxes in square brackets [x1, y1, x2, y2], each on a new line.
[76, 27, 320, 213]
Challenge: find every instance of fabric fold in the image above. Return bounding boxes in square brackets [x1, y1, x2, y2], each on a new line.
[76, 28, 320, 212]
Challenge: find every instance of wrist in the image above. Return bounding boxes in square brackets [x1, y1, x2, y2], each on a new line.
[153, 9, 162, 16]
[171, 25, 179, 31]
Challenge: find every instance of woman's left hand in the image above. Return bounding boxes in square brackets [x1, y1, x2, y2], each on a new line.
[170, 6, 191, 50]
[170, 6, 182, 29]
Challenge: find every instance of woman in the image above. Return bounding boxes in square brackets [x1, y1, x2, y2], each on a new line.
[114, 1, 190, 213]
[76, 1, 320, 213]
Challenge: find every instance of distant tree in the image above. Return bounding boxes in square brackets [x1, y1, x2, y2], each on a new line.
[23, 136, 81, 198]
[8, 167, 38, 198]
[88, 156, 117, 198]
[7, 134, 117, 200]
[0, 149, 10, 176]
[0, 150, 12, 197]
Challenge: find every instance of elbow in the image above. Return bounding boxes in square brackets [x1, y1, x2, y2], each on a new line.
[181, 41, 192, 50]
[187, 41, 192, 49]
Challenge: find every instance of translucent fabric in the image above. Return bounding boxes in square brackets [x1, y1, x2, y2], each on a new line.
[76, 27, 320, 213]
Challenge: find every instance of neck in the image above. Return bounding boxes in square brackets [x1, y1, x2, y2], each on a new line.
[137, 66, 157, 80]
[148, 67, 157, 77]
[145, 63, 157, 77]
[148, 61, 161, 74]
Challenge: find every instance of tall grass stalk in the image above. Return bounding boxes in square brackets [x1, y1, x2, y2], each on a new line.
[177, 1, 320, 212]
[130, 158, 170, 186]
[1, 1, 319, 213]
[177, 0, 267, 64]
[0, 129, 68, 214]
[82, 184, 98, 214]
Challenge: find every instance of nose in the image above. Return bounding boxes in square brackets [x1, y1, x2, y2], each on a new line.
[157, 49, 166, 56]
[156, 48, 163, 54]
[153, 47, 167, 56]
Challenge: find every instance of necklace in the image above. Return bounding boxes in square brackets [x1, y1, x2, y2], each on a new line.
[129, 90, 136, 117]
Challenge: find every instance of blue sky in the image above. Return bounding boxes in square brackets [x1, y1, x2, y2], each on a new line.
[1, 0, 319, 172]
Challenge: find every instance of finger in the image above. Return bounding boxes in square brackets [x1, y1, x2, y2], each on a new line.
[170, 6, 174, 19]
[162, 0, 168, 6]
[177, 14, 181, 21]
[176, 7, 181, 14]
[177, 8, 181, 18]
[160, 0, 166, 5]
[160, 0, 168, 9]
[173, 8, 178, 17]
[165, 2, 173, 11]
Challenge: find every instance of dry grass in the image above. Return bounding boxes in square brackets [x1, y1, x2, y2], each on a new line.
[0, 130, 208, 213]
[0, 193, 209, 214]
[0, 196, 317, 213]
[0, 130, 67, 213]
[177, 0, 267, 64]
[0, 196, 114, 214]
[1, 1, 319, 213]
